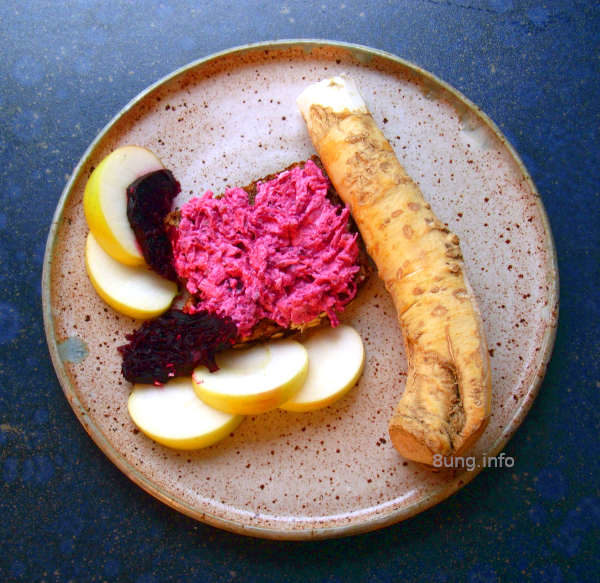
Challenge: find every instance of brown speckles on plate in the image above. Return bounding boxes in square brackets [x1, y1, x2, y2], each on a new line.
[42, 40, 558, 540]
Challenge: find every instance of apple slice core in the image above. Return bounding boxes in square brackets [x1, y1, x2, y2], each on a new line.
[128, 377, 243, 450]
[85, 232, 177, 319]
[192, 339, 308, 415]
[280, 324, 365, 412]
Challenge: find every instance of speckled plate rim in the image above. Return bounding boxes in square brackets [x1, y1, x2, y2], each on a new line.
[42, 39, 559, 540]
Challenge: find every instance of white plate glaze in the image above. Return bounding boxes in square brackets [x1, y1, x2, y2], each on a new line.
[42, 41, 558, 539]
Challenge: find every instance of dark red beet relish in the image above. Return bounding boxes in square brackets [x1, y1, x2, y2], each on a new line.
[118, 310, 238, 385]
[126, 169, 180, 281]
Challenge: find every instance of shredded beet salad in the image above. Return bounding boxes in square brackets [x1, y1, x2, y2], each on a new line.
[171, 160, 361, 338]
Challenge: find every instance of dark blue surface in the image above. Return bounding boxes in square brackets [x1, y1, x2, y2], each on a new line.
[1, 1, 599, 581]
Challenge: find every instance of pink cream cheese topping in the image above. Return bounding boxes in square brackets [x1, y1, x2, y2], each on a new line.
[171, 160, 360, 338]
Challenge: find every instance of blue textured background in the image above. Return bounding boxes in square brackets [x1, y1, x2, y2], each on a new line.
[1, 1, 599, 581]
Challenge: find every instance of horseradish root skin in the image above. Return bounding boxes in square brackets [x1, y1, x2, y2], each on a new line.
[297, 76, 492, 465]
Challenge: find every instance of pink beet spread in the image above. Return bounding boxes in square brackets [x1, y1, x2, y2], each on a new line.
[171, 160, 361, 338]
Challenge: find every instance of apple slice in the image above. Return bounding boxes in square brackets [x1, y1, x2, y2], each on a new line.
[280, 325, 365, 412]
[85, 232, 177, 319]
[84, 145, 164, 265]
[192, 339, 308, 415]
[128, 377, 244, 450]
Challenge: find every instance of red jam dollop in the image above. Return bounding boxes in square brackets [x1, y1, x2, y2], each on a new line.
[171, 160, 360, 338]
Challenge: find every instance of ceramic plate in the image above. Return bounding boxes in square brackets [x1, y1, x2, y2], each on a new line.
[42, 41, 558, 539]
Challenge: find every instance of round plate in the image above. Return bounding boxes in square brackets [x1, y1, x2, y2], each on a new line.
[42, 41, 558, 539]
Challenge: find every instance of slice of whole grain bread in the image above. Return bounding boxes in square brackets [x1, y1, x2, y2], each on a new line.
[166, 156, 372, 344]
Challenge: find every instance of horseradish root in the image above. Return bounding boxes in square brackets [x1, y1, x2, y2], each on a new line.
[297, 76, 492, 465]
